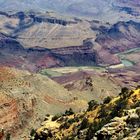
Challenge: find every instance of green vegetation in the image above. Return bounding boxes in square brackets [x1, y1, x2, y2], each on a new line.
[40, 69, 62, 77]
[30, 128, 36, 140]
[119, 87, 130, 98]
[40, 66, 105, 77]
[87, 100, 98, 111]
[6, 133, 11, 140]
[80, 117, 89, 130]
[103, 96, 112, 104]
[30, 128, 36, 137]
[52, 114, 62, 121]
[34, 87, 140, 140]
[65, 108, 74, 116]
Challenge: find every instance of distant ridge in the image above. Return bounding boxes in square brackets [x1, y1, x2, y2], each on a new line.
[0, 0, 140, 22]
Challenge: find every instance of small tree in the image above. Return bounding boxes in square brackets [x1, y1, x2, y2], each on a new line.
[103, 96, 112, 104]
[119, 87, 129, 98]
[6, 133, 11, 140]
[85, 77, 93, 87]
[99, 106, 108, 118]
[65, 108, 74, 116]
[52, 114, 62, 121]
[30, 128, 36, 137]
[80, 117, 89, 130]
[87, 100, 98, 111]
[121, 87, 129, 93]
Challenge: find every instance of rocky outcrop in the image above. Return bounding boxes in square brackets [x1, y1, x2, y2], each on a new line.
[0, 11, 77, 26]
[34, 87, 140, 140]
[32, 15, 77, 26]
[0, 33, 24, 51]
[0, 93, 19, 136]
[51, 45, 98, 66]
[95, 108, 140, 140]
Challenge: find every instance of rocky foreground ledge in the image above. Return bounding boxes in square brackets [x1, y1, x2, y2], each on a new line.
[33, 87, 140, 140]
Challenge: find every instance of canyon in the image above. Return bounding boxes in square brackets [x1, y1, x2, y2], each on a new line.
[0, 1, 140, 139]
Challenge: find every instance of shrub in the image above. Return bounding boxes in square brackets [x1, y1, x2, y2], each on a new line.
[6, 133, 11, 140]
[99, 106, 108, 118]
[65, 108, 74, 116]
[133, 101, 140, 108]
[85, 77, 93, 87]
[60, 122, 71, 129]
[30, 128, 36, 137]
[86, 118, 110, 140]
[68, 118, 76, 124]
[121, 87, 129, 93]
[46, 114, 50, 117]
[119, 87, 129, 98]
[136, 85, 140, 90]
[110, 99, 127, 117]
[103, 96, 112, 104]
[80, 118, 89, 130]
[87, 100, 98, 111]
[52, 114, 62, 121]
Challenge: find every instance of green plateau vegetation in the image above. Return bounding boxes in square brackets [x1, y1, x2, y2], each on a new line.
[40, 66, 105, 77]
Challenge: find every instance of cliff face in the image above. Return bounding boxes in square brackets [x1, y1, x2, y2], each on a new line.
[0, 33, 100, 72]
[51, 45, 98, 66]
[0, 33, 23, 50]
[0, 92, 19, 137]
[95, 21, 140, 54]
[0, 66, 92, 139]
[87, 20, 140, 66]
[34, 87, 140, 140]
[9, 11, 77, 26]
[1, 18, 140, 69]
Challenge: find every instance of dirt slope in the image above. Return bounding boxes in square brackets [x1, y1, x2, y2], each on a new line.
[0, 66, 88, 139]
